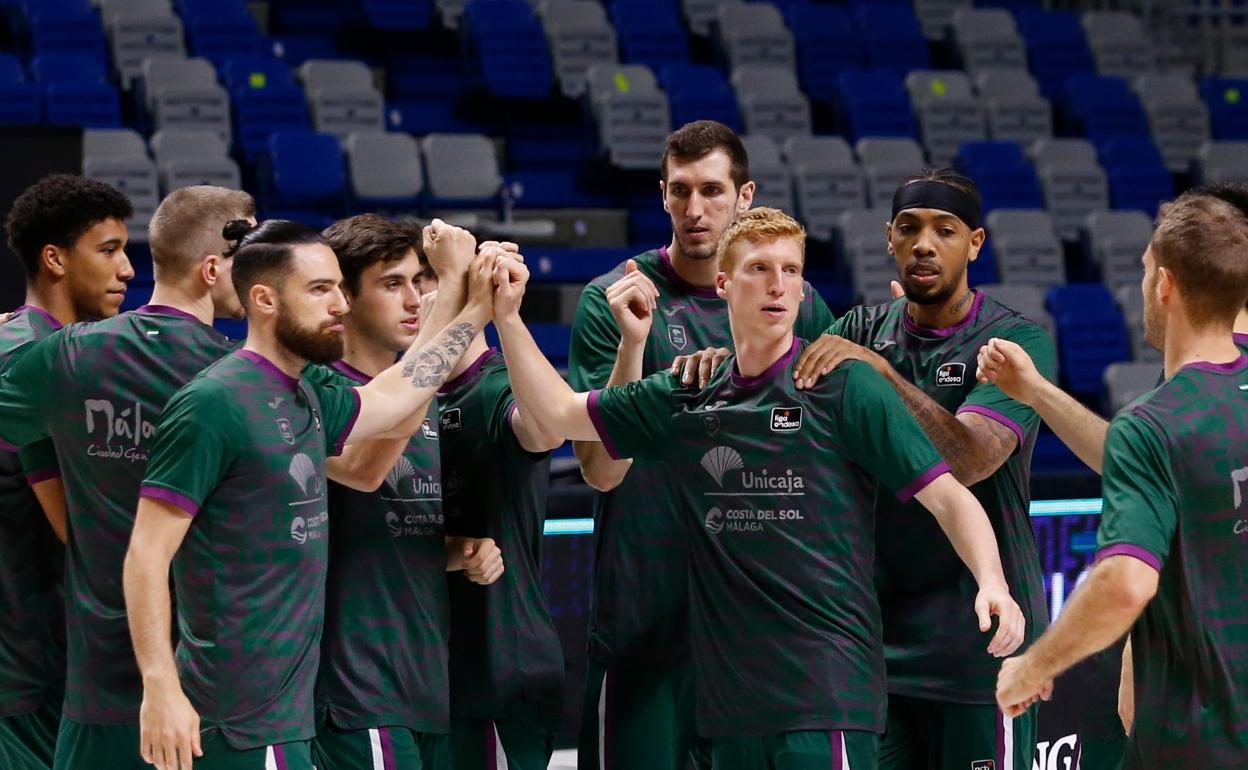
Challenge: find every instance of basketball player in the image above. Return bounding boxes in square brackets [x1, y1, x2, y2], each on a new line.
[567, 121, 834, 770]
[496, 207, 1024, 769]
[996, 192, 1248, 769]
[0, 174, 133, 769]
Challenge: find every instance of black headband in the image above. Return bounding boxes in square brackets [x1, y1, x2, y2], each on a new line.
[891, 181, 982, 230]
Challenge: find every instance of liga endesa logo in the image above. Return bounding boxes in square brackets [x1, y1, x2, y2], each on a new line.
[769, 406, 802, 432]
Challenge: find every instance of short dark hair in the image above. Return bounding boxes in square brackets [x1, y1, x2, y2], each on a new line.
[1151, 192, 1248, 328]
[660, 120, 750, 190]
[901, 167, 982, 204]
[4, 174, 133, 279]
[1188, 181, 1248, 218]
[231, 220, 327, 310]
[322, 214, 424, 295]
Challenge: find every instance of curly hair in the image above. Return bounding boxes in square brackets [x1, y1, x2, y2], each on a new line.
[4, 175, 133, 279]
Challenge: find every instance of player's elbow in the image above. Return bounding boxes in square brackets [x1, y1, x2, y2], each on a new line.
[581, 461, 625, 492]
[1100, 558, 1159, 613]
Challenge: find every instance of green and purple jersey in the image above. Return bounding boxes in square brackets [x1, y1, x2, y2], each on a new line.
[567, 246, 835, 666]
[0, 305, 235, 723]
[588, 339, 948, 737]
[1096, 352, 1248, 768]
[316, 360, 450, 735]
[140, 350, 360, 750]
[828, 292, 1053, 703]
[437, 349, 564, 728]
[0, 306, 65, 718]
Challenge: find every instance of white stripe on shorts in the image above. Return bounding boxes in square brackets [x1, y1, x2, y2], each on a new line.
[492, 721, 510, 770]
[597, 670, 609, 770]
[1003, 712, 1015, 769]
[265, 746, 278, 770]
[369, 728, 385, 770]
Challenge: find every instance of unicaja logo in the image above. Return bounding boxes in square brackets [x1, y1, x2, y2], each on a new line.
[704, 507, 724, 534]
[290, 516, 307, 544]
[288, 453, 321, 497]
[741, 468, 806, 493]
[385, 511, 402, 538]
[700, 446, 744, 487]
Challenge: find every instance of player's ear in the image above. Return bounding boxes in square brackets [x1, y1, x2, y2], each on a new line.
[41, 244, 67, 278]
[968, 227, 985, 263]
[659, 180, 669, 213]
[736, 181, 755, 212]
[885, 223, 895, 256]
[200, 254, 221, 287]
[715, 271, 728, 299]
[250, 283, 277, 315]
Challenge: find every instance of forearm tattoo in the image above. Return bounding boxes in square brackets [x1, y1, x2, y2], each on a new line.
[892, 375, 1014, 483]
[401, 322, 475, 388]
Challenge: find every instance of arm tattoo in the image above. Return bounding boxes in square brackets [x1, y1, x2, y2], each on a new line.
[401, 322, 476, 388]
[889, 374, 1015, 485]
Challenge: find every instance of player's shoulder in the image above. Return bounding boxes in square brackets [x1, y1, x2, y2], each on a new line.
[834, 298, 904, 338]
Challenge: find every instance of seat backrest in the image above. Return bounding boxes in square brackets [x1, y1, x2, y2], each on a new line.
[717, 2, 787, 36]
[976, 69, 1041, 101]
[1103, 361, 1163, 412]
[1082, 10, 1146, 43]
[585, 63, 660, 100]
[953, 8, 1018, 42]
[856, 137, 925, 171]
[730, 63, 800, 95]
[782, 135, 856, 170]
[100, 0, 174, 25]
[420, 133, 502, 200]
[298, 59, 376, 91]
[32, 54, 108, 84]
[84, 128, 150, 160]
[344, 131, 424, 200]
[1197, 140, 1248, 182]
[1133, 72, 1200, 106]
[1086, 209, 1153, 254]
[1030, 137, 1100, 170]
[543, 0, 611, 28]
[150, 128, 230, 163]
[142, 56, 218, 96]
[905, 70, 976, 104]
[838, 208, 889, 248]
[986, 208, 1058, 240]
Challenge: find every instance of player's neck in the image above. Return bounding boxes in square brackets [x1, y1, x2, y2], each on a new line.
[243, 331, 306, 380]
[666, 239, 719, 288]
[340, 332, 395, 379]
[905, 285, 976, 330]
[1234, 309, 1248, 335]
[1162, 315, 1243, 379]
[734, 329, 794, 378]
[147, 283, 214, 325]
[24, 282, 78, 325]
[447, 334, 490, 380]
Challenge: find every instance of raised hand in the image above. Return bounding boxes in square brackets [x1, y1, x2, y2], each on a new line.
[975, 582, 1025, 658]
[464, 250, 498, 324]
[792, 334, 887, 389]
[605, 259, 657, 347]
[422, 219, 478, 280]
[975, 338, 1046, 406]
[492, 254, 530, 320]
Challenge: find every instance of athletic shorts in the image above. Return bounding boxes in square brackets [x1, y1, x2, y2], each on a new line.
[879, 694, 1035, 770]
[448, 714, 553, 770]
[312, 722, 449, 770]
[0, 700, 59, 770]
[51, 717, 145, 770]
[192, 733, 313, 770]
[712, 729, 879, 770]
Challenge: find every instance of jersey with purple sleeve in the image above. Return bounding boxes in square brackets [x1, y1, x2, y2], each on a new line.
[1096, 353, 1248, 769]
[828, 291, 1054, 703]
[139, 349, 360, 750]
[589, 340, 948, 737]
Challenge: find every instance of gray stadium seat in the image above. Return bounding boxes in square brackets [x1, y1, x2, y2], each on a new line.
[1082, 11, 1154, 76]
[435, 0, 468, 28]
[905, 70, 987, 166]
[84, 128, 149, 160]
[740, 135, 794, 215]
[82, 153, 159, 244]
[99, 0, 173, 24]
[730, 64, 811, 141]
[716, 3, 795, 71]
[856, 138, 926, 209]
[1086, 210, 1153, 290]
[782, 135, 865, 240]
[976, 283, 1055, 338]
[682, 0, 742, 37]
[298, 59, 385, 138]
[149, 129, 240, 194]
[837, 208, 895, 305]
[1195, 140, 1248, 184]
[915, 0, 972, 41]
[110, 12, 185, 87]
[141, 57, 231, 142]
[1103, 361, 1163, 413]
[976, 69, 1052, 146]
[1114, 284, 1161, 363]
[952, 8, 1026, 75]
[584, 64, 671, 170]
[1133, 72, 1211, 173]
[542, 0, 619, 99]
[344, 131, 424, 202]
[1030, 138, 1110, 241]
[985, 209, 1066, 287]
[420, 134, 502, 202]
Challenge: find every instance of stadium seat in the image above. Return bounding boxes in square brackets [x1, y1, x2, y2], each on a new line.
[1084, 209, 1152, 290]
[952, 8, 1026, 76]
[914, 0, 972, 42]
[1014, 9, 1095, 101]
[1201, 77, 1248, 140]
[856, 137, 926, 209]
[1095, 136, 1173, 217]
[141, 56, 232, 142]
[782, 135, 866, 241]
[739, 135, 795, 216]
[730, 64, 811, 141]
[82, 128, 159, 242]
[33, 54, 122, 128]
[542, 0, 619, 99]
[977, 283, 1055, 339]
[586, 63, 672, 170]
[182, 3, 266, 65]
[610, 0, 689, 72]
[84, 127, 149, 159]
[658, 64, 741, 133]
[984, 209, 1065, 287]
[149, 128, 241, 193]
[297, 59, 384, 138]
[0, 53, 42, 125]
[356, 0, 434, 30]
[435, 0, 470, 29]
[108, 7, 186, 87]
[837, 208, 895, 305]
[976, 69, 1052, 147]
[1065, 74, 1151, 145]
[851, 2, 931, 73]
[785, 4, 866, 104]
[1114, 284, 1161, 363]
[220, 56, 311, 161]
[1195, 140, 1248, 184]
[1030, 138, 1110, 241]
[27, 2, 111, 64]
[261, 130, 347, 215]
[955, 141, 1045, 212]
[343, 131, 424, 209]
[1103, 361, 1162, 414]
[1046, 283, 1131, 399]
[462, 0, 554, 99]
[1081, 11, 1154, 77]
[1132, 72, 1211, 173]
[905, 70, 988, 166]
[715, 3, 795, 72]
[420, 133, 502, 206]
[681, 0, 742, 38]
[835, 70, 917, 143]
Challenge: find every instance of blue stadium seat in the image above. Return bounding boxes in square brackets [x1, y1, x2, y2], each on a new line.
[786, 4, 867, 104]
[462, 0, 554, 99]
[1064, 74, 1151, 144]
[183, 5, 267, 65]
[1096, 137, 1173, 217]
[221, 57, 311, 161]
[1014, 9, 1095, 101]
[835, 70, 917, 142]
[260, 131, 347, 216]
[1045, 283, 1131, 399]
[26, 2, 109, 63]
[658, 64, 742, 133]
[850, 2, 930, 74]
[526, 247, 636, 283]
[611, 0, 689, 71]
[955, 141, 1045, 211]
[0, 53, 41, 124]
[31, 54, 121, 128]
[354, 0, 434, 30]
[1201, 77, 1248, 140]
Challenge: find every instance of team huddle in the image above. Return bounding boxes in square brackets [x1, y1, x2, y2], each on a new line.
[0, 120, 1244, 770]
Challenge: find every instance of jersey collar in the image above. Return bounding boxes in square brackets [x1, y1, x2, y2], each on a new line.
[330, 359, 373, 384]
[658, 245, 720, 300]
[135, 304, 202, 324]
[901, 290, 985, 339]
[237, 349, 300, 390]
[13, 304, 62, 330]
[730, 337, 799, 389]
[439, 347, 497, 394]
[1184, 354, 1248, 375]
